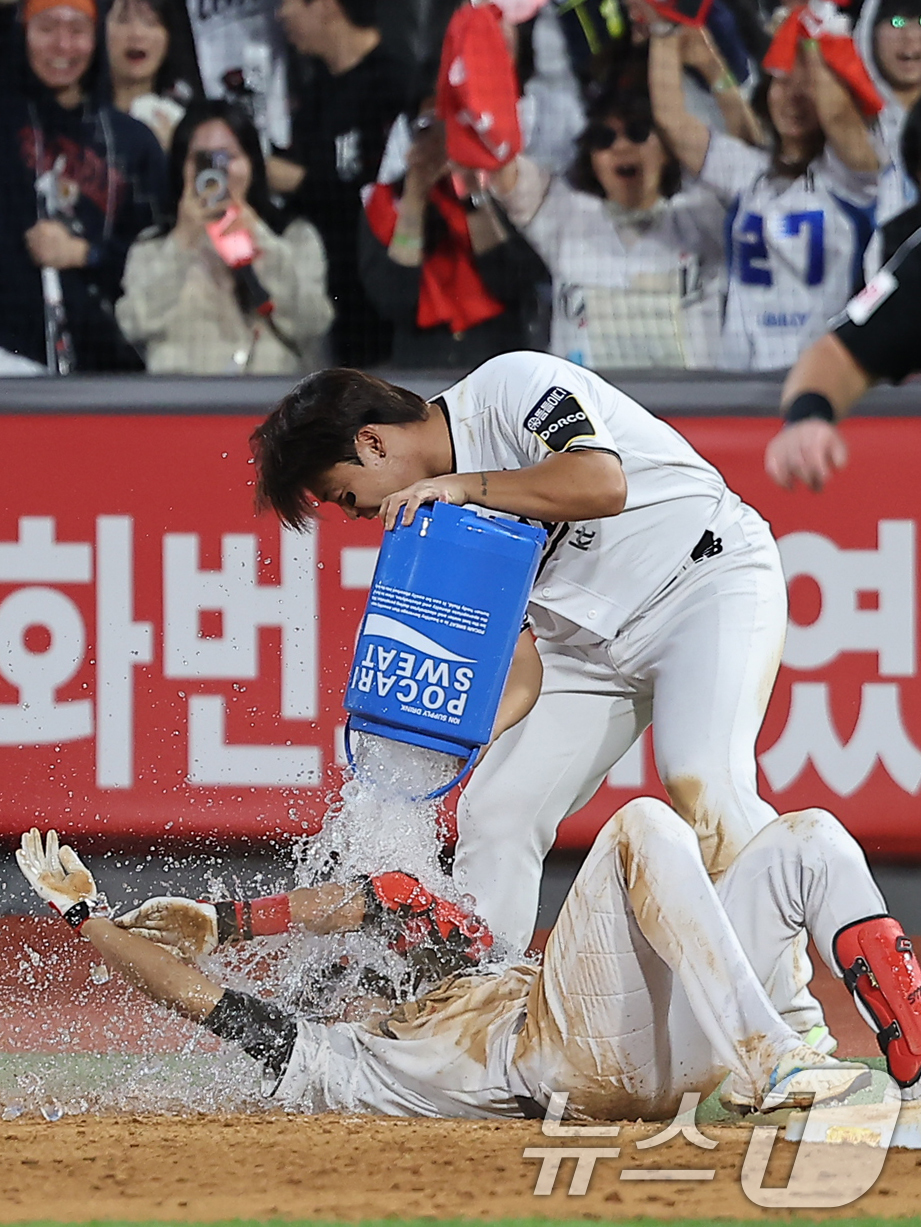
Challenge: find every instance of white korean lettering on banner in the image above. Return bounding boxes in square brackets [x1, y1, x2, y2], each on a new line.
[0, 515, 322, 793]
[0, 517, 93, 745]
[762, 520, 920, 797]
[780, 520, 916, 676]
[163, 528, 320, 787]
[96, 517, 154, 788]
[761, 682, 921, 795]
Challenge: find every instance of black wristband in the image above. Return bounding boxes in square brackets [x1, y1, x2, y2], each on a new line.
[204, 988, 298, 1078]
[213, 899, 241, 944]
[784, 392, 835, 424]
[62, 900, 90, 930]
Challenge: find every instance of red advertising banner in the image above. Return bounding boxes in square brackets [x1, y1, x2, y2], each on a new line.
[1, 413, 919, 859]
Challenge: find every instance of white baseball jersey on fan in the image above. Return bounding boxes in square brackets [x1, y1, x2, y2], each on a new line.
[700, 133, 877, 370]
[499, 156, 726, 369]
[274, 802, 884, 1120]
[435, 353, 793, 979]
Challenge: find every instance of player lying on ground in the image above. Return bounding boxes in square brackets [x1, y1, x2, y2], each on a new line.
[16, 800, 921, 1120]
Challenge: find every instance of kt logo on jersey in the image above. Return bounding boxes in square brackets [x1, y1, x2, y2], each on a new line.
[525, 387, 596, 451]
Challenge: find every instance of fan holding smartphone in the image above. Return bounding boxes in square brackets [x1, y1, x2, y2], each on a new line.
[116, 100, 334, 374]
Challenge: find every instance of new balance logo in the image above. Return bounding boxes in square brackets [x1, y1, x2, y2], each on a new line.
[691, 530, 723, 563]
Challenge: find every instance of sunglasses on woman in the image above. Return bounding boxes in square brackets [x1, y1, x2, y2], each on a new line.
[585, 119, 654, 150]
[888, 14, 921, 25]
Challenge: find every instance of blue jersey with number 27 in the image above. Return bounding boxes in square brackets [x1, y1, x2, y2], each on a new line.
[700, 132, 876, 371]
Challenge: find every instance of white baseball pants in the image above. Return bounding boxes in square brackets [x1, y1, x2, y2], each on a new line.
[456, 503, 788, 951]
[511, 799, 886, 1121]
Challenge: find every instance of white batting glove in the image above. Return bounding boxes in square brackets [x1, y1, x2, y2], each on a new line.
[15, 828, 109, 930]
[113, 897, 219, 963]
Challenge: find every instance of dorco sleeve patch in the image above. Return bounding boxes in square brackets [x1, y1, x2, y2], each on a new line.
[524, 386, 596, 452]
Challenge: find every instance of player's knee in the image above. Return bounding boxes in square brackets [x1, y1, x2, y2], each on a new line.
[606, 795, 695, 851]
[776, 807, 865, 865]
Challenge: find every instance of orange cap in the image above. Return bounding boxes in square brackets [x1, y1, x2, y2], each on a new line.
[23, 0, 97, 23]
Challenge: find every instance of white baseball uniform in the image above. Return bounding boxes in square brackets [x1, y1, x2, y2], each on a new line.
[436, 351, 788, 959]
[699, 133, 877, 370]
[274, 801, 884, 1120]
[497, 156, 726, 369]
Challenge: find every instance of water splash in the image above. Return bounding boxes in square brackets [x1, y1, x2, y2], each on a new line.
[5, 733, 507, 1116]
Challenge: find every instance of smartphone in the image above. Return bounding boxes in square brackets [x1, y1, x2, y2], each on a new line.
[193, 150, 231, 206]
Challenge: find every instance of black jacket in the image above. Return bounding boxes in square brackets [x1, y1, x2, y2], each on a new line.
[359, 200, 551, 370]
[0, 20, 167, 370]
[285, 44, 408, 366]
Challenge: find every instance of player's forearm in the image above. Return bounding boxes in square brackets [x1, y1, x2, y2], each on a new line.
[490, 630, 543, 744]
[287, 883, 366, 933]
[466, 452, 627, 522]
[212, 884, 366, 943]
[780, 333, 873, 420]
[81, 917, 223, 1022]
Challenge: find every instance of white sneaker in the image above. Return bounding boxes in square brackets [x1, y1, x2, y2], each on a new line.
[760, 1045, 872, 1113]
[721, 1042, 869, 1115]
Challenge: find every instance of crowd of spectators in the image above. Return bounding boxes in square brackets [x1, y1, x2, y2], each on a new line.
[0, 0, 919, 377]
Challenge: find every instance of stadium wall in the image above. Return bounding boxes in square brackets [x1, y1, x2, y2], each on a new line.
[1, 371, 920, 861]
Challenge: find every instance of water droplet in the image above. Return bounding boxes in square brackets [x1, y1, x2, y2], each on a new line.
[2, 1101, 25, 1120]
[137, 1058, 163, 1077]
[40, 1097, 64, 1122]
[89, 964, 110, 985]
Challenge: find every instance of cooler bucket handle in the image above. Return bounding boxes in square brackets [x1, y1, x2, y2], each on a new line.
[344, 717, 479, 801]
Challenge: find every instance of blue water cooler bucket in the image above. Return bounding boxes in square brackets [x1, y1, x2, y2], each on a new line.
[344, 502, 546, 798]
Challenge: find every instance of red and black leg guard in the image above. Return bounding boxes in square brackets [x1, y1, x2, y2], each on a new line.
[362, 871, 494, 981]
[833, 914, 921, 1088]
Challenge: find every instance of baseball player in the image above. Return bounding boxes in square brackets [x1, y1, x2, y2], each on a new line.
[251, 351, 792, 973]
[15, 802, 921, 1119]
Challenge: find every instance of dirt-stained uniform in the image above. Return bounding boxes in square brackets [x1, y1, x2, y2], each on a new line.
[273, 801, 883, 1120]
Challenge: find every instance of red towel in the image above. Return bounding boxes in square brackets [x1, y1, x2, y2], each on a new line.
[365, 180, 506, 334]
[764, 5, 883, 118]
[436, 2, 523, 171]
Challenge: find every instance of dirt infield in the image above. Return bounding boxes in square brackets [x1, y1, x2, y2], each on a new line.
[2, 1114, 921, 1222]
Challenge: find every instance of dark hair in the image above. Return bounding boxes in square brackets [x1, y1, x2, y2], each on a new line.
[751, 73, 824, 180]
[338, 0, 378, 29]
[875, 0, 921, 24]
[161, 99, 283, 232]
[104, 0, 185, 97]
[251, 369, 429, 528]
[902, 94, 921, 186]
[567, 88, 682, 199]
